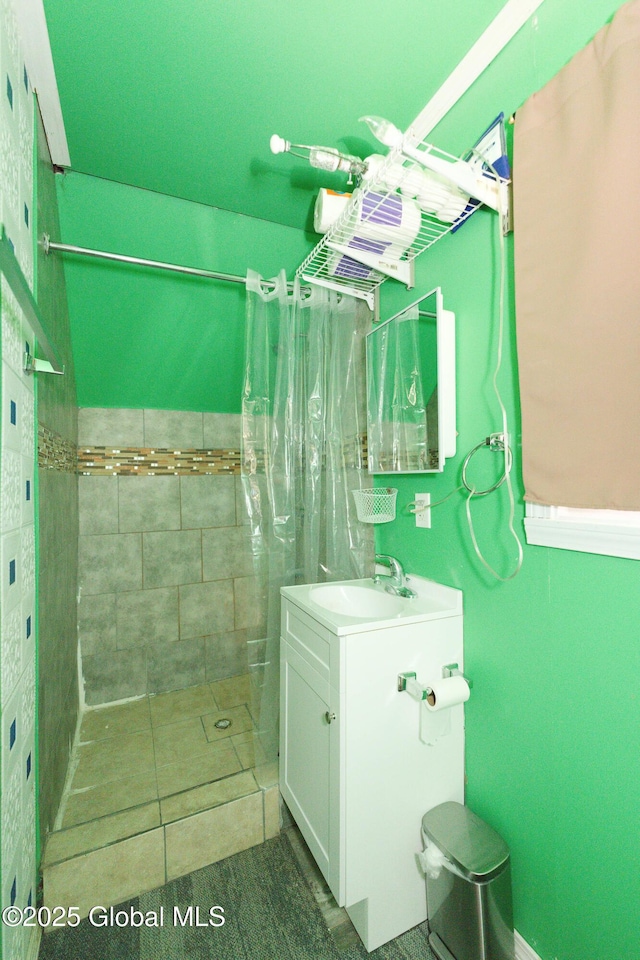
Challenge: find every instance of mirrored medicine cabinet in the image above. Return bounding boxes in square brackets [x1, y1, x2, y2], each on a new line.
[366, 286, 456, 473]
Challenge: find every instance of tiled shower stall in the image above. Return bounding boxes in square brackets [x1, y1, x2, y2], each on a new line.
[0, 4, 274, 943]
[36, 406, 278, 911]
[1, 0, 366, 944]
[76, 407, 261, 705]
[19, 389, 283, 917]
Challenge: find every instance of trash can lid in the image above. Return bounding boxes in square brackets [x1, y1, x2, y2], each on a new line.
[422, 801, 510, 882]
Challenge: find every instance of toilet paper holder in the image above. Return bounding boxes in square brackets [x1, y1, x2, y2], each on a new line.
[443, 662, 472, 686]
[397, 663, 472, 701]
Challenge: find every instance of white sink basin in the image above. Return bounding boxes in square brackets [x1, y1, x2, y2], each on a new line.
[309, 583, 406, 619]
[281, 576, 462, 634]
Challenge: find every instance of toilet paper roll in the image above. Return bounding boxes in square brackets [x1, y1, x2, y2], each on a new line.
[425, 675, 470, 712]
[314, 189, 352, 234]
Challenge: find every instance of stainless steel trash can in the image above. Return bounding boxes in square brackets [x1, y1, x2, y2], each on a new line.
[421, 801, 514, 960]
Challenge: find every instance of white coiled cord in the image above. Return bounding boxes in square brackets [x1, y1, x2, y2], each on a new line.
[461, 151, 523, 581]
[410, 154, 524, 581]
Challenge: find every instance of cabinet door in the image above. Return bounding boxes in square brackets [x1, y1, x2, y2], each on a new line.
[280, 640, 333, 884]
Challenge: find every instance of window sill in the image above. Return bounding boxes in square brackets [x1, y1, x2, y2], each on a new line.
[524, 505, 640, 560]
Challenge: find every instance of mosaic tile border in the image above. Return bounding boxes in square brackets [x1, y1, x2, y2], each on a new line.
[38, 423, 77, 473]
[77, 446, 242, 476]
[77, 437, 369, 476]
[39, 434, 369, 476]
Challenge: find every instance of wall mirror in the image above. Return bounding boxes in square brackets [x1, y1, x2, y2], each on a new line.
[366, 286, 456, 473]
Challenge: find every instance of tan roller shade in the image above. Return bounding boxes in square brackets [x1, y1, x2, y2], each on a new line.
[513, 0, 640, 509]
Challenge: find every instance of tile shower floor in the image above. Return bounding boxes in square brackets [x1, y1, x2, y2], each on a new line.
[42, 676, 279, 917]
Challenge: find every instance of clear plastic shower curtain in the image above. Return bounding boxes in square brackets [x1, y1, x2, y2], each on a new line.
[241, 270, 373, 765]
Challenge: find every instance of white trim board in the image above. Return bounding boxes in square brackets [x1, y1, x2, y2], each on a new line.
[525, 504, 640, 561]
[515, 929, 543, 960]
[411, 0, 545, 142]
[12, 0, 70, 167]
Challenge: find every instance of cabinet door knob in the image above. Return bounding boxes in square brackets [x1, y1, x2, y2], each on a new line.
[324, 711, 336, 724]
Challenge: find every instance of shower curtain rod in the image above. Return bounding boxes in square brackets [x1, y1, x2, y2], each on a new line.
[42, 234, 305, 292]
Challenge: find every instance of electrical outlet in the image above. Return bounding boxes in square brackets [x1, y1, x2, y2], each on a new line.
[415, 493, 431, 528]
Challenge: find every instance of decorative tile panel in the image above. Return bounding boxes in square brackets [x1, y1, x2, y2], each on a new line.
[1, 604, 20, 704]
[17, 245, 33, 293]
[20, 663, 35, 738]
[2, 362, 22, 453]
[1, 0, 20, 62]
[0, 124, 19, 224]
[0, 607, 22, 703]
[1, 762, 20, 868]
[1, 278, 22, 374]
[21, 591, 34, 672]
[0, 9, 38, 959]
[1, 529, 21, 615]
[78, 445, 242, 475]
[20, 524, 34, 596]
[20, 387, 34, 457]
[19, 100, 32, 188]
[20, 456, 33, 527]
[38, 422, 77, 472]
[20, 726, 36, 882]
[1, 677, 22, 785]
[1, 446, 21, 531]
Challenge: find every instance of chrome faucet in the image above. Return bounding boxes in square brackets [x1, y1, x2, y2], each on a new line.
[374, 554, 416, 598]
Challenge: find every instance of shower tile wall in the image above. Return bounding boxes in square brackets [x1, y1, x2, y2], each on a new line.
[36, 108, 80, 842]
[0, 6, 38, 960]
[78, 407, 260, 706]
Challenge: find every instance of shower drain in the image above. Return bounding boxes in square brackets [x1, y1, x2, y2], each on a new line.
[214, 718, 232, 729]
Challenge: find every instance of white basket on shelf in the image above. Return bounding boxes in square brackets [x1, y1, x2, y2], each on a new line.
[352, 487, 398, 523]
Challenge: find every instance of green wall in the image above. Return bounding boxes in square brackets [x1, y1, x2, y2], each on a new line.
[376, 2, 638, 959]
[55, 172, 311, 412]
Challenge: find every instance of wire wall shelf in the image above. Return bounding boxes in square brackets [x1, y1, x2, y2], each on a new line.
[296, 133, 510, 311]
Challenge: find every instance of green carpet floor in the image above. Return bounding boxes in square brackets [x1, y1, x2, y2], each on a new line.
[38, 832, 437, 960]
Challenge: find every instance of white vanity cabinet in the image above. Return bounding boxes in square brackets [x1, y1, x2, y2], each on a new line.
[279, 601, 342, 898]
[279, 575, 465, 953]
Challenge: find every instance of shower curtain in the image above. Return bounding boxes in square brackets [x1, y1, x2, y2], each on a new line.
[366, 304, 430, 473]
[241, 270, 373, 764]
